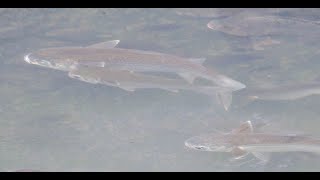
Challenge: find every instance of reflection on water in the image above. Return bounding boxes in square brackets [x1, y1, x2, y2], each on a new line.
[1, 8, 320, 171]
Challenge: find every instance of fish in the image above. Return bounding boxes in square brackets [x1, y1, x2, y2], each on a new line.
[23, 40, 121, 72]
[13, 169, 41, 172]
[207, 14, 320, 37]
[185, 121, 320, 163]
[24, 40, 246, 109]
[68, 66, 232, 110]
[174, 8, 246, 19]
[174, 8, 290, 19]
[24, 40, 245, 90]
[238, 82, 320, 102]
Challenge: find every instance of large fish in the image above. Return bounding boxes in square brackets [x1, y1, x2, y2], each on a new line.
[69, 66, 231, 110]
[185, 121, 320, 163]
[24, 40, 245, 110]
[23, 40, 245, 89]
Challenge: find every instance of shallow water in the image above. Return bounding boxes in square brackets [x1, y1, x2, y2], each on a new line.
[1, 8, 320, 171]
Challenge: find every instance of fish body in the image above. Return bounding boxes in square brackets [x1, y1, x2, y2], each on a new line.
[174, 8, 246, 18]
[24, 40, 246, 110]
[241, 82, 320, 101]
[207, 15, 320, 37]
[13, 169, 41, 172]
[69, 66, 230, 109]
[185, 121, 320, 162]
[174, 8, 291, 19]
[24, 40, 245, 91]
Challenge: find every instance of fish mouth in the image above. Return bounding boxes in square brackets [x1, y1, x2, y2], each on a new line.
[185, 140, 226, 152]
[184, 137, 210, 151]
[184, 140, 193, 148]
[207, 22, 214, 29]
[24, 53, 51, 68]
[185, 143, 208, 151]
[24, 53, 71, 71]
[24, 53, 45, 66]
[207, 20, 220, 30]
[24, 53, 32, 64]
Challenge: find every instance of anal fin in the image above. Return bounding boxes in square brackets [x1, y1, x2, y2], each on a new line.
[101, 80, 120, 87]
[118, 86, 136, 92]
[161, 88, 179, 93]
[251, 152, 271, 164]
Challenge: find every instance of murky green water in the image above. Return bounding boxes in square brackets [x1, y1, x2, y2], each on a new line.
[1, 8, 320, 171]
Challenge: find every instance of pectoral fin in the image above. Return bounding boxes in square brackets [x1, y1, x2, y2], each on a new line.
[101, 80, 120, 87]
[68, 72, 99, 84]
[86, 40, 120, 49]
[251, 152, 271, 164]
[161, 88, 179, 93]
[187, 58, 206, 65]
[178, 72, 196, 84]
[78, 61, 105, 67]
[216, 91, 232, 111]
[118, 86, 136, 92]
[252, 37, 281, 51]
[231, 147, 249, 160]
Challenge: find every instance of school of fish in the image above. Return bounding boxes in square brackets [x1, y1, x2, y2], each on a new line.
[23, 8, 320, 167]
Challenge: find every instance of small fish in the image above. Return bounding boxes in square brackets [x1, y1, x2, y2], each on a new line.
[13, 169, 41, 172]
[185, 121, 320, 163]
[69, 66, 231, 110]
[174, 8, 289, 19]
[174, 8, 246, 19]
[239, 82, 320, 102]
[207, 14, 320, 37]
[24, 40, 246, 109]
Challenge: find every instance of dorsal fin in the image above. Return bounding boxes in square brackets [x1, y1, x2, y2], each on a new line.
[86, 40, 120, 49]
[232, 121, 253, 134]
[187, 58, 206, 65]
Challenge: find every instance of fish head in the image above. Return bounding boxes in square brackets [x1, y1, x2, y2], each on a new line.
[24, 48, 77, 71]
[207, 20, 247, 37]
[185, 133, 232, 152]
[207, 20, 224, 31]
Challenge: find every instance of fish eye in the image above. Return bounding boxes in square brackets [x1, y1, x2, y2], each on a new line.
[70, 74, 82, 80]
[195, 146, 206, 150]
